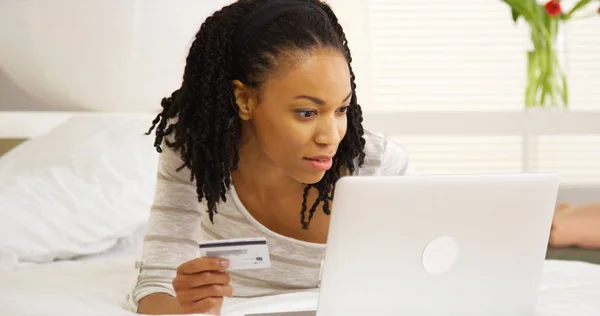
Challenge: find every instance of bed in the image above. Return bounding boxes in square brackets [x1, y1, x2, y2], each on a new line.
[2, 247, 600, 316]
[1, 112, 600, 316]
[2, 254, 600, 316]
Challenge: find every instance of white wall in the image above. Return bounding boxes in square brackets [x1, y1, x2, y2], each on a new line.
[0, 0, 228, 112]
[0, 0, 363, 112]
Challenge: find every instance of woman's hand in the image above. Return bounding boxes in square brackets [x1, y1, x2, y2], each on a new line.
[173, 257, 233, 315]
[550, 202, 600, 249]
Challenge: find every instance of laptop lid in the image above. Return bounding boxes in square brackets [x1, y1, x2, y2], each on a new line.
[315, 174, 559, 315]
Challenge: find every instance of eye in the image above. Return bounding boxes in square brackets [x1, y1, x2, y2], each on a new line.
[339, 105, 350, 113]
[296, 110, 317, 119]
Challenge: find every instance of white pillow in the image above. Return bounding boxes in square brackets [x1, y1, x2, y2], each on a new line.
[0, 115, 159, 266]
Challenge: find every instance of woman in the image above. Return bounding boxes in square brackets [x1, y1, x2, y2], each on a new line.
[126, 0, 413, 315]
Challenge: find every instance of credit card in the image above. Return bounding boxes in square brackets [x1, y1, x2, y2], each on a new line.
[199, 237, 271, 270]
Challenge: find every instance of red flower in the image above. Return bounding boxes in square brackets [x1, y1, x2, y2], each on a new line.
[544, 0, 562, 17]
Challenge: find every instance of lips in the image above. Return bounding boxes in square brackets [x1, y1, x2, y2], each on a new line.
[306, 155, 334, 161]
[304, 155, 334, 171]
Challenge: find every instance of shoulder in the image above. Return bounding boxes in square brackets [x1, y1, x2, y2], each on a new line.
[355, 129, 415, 176]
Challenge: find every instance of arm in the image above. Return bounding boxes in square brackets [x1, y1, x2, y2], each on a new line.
[127, 142, 204, 314]
[550, 202, 600, 249]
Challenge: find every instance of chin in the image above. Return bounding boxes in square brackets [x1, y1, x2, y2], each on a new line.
[293, 170, 327, 185]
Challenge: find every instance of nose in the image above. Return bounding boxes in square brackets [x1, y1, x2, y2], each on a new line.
[314, 115, 342, 146]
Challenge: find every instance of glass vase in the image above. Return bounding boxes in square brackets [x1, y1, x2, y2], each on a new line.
[525, 19, 568, 109]
[525, 48, 568, 108]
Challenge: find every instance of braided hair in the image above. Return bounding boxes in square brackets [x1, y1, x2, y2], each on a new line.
[146, 0, 365, 229]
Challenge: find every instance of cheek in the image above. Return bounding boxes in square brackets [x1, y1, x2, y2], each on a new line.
[339, 116, 348, 137]
[333, 114, 348, 144]
[276, 120, 314, 153]
[255, 112, 311, 156]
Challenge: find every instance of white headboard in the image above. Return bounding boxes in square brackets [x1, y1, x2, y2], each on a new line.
[2, 110, 600, 139]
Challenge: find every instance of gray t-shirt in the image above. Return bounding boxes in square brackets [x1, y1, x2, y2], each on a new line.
[126, 129, 413, 311]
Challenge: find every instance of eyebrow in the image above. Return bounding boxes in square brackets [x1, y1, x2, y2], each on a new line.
[294, 91, 353, 106]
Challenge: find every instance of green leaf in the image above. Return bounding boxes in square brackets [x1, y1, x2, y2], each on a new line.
[504, 0, 536, 23]
[538, 4, 550, 32]
[565, 0, 592, 19]
[507, 0, 552, 39]
[511, 7, 521, 22]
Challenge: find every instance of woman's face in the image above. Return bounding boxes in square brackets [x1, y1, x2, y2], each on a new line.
[234, 48, 352, 184]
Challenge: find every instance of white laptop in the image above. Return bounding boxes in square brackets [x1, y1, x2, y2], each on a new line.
[247, 173, 560, 316]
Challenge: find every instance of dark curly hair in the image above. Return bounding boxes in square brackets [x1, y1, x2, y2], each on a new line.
[146, 0, 365, 229]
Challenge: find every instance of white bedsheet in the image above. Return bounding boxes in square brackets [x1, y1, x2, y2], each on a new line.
[1, 255, 600, 316]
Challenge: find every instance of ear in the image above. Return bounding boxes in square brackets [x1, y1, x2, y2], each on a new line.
[231, 80, 257, 121]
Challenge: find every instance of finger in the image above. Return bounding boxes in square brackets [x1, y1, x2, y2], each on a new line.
[176, 271, 231, 289]
[172, 271, 230, 292]
[178, 257, 229, 275]
[192, 271, 231, 287]
[178, 285, 233, 304]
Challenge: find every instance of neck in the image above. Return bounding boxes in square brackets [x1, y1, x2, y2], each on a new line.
[230, 123, 329, 239]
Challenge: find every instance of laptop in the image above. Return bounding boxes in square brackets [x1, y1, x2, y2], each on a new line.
[247, 173, 560, 316]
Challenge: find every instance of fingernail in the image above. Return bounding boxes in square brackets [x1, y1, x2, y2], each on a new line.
[220, 260, 229, 268]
